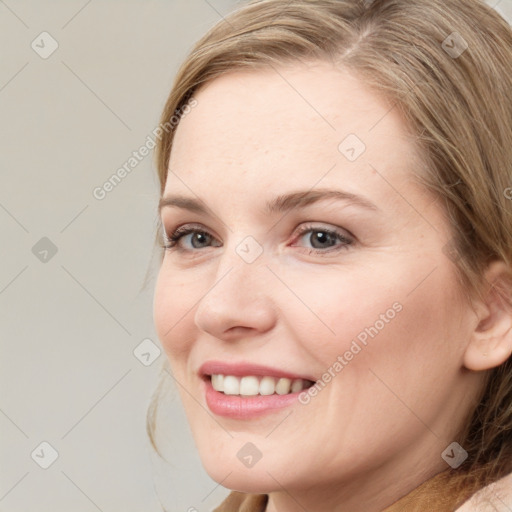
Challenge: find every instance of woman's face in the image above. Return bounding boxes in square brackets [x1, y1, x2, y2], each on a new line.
[154, 61, 484, 502]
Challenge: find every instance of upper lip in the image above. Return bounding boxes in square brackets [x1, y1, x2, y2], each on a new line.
[199, 360, 316, 382]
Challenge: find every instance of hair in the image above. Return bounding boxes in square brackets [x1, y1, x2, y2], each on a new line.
[148, 0, 512, 506]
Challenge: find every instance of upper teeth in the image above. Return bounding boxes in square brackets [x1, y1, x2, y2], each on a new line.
[211, 374, 308, 396]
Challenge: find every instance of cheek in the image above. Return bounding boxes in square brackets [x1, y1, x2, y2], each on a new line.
[153, 266, 196, 361]
[296, 261, 461, 379]
[283, 271, 405, 367]
[322, 266, 464, 422]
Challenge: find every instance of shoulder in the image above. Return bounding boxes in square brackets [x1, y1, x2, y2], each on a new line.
[455, 472, 512, 511]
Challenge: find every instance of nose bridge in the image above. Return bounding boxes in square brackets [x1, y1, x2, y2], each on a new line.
[193, 234, 276, 337]
[205, 234, 269, 305]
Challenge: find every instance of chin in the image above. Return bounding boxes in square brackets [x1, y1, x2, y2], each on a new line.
[194, 439, 271, 488]
[203, 464, 279, 494]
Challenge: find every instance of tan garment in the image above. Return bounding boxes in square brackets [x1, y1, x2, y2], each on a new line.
[213, 491, 268, 512]
[212, 470, 475, 512]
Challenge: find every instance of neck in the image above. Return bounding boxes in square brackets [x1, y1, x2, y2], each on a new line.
[265, 461, 473, 512]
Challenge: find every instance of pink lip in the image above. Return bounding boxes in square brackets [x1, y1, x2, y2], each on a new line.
[199, 360, 316, 420]
[203, 379, 303, 419]
[198, 360, 315, 381]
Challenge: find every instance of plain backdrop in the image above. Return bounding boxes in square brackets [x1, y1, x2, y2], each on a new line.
[1, 1, 510, 511]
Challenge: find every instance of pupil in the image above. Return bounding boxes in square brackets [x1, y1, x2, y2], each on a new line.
[312, 231, 334, 248]
[192, 233, 208, 248]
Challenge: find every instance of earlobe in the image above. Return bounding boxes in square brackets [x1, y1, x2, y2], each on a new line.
[463, 261, 512, 372]
[463, 334, 512, 371]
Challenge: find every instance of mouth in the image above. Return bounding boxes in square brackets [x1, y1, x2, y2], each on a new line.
[199, 361, 317, 419]
[207, 374, 315, 396]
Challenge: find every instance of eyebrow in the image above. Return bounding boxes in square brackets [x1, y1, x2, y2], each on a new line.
[158, 188, 379, 216]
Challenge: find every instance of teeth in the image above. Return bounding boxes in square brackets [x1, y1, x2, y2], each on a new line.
[291, 378, 304, 393]
[210, 374, 309, 396]
[223, 375, 240, 395]
[275, 378, 291, 395]
[259, 376, 275, 396]
[240, 376, 259, 396]
[211, 374, 224, 392]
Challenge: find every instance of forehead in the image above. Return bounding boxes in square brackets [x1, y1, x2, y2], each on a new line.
[165, 61, 423, 203]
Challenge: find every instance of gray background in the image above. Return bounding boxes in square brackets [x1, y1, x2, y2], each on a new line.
[0, 1, 510, 511]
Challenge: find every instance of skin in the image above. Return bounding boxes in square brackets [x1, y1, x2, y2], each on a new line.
[153, 61, 495, 512]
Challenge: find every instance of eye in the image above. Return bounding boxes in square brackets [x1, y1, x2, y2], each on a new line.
[161, 224, 220, 251]
[291, 224, 353, 254]
[161, 222, 354, 256]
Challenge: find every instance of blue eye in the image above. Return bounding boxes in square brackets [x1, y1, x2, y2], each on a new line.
[162, 225, 219, 251]
[292, 225, 353, 253]
[161, 223, 354, 256]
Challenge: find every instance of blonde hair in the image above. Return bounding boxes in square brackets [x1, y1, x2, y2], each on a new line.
[149, 0, 512, 504]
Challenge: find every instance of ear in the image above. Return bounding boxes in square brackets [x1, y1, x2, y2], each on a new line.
[463, 261, 512, 371]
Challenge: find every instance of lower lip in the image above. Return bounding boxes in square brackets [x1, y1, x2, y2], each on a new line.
[203, 378, 301, 419]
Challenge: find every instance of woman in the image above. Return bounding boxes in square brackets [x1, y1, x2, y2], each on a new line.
[149, 0, 512, 510]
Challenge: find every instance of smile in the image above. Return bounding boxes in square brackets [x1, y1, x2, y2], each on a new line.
[210, 374, 314, 396]
[199, 361, 317, 419]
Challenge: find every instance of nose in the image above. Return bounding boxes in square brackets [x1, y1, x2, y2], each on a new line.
[193, 252, 278, 341]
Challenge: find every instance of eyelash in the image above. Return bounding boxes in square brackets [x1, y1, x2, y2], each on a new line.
[161, 223, 354, 256]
